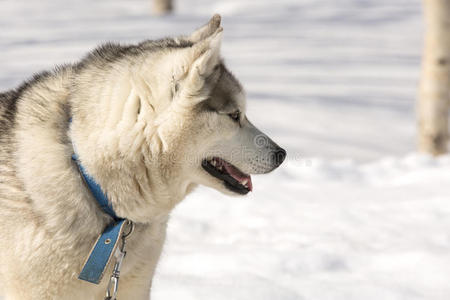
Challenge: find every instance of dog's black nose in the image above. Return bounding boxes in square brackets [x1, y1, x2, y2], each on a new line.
[273, 148, 287, 167]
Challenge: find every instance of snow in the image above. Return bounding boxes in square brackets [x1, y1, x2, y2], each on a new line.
[2, 0, 450, 299]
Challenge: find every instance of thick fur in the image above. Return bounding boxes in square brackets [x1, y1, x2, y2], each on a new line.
[0, 15, 285, 299]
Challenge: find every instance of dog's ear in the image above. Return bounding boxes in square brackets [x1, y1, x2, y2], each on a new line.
[190, 27, 222, 77]
[188, 14, 221, 43]
[177, 27, 223, 102]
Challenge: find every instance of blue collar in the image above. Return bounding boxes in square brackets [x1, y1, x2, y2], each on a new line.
[71, 149, 128, 284]
[71, 153, 121, 221]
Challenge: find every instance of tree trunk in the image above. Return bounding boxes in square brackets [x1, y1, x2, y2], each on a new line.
[153, 0, 173, 15]
[418, 0, 450, 155]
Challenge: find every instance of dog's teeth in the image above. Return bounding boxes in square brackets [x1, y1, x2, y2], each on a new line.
[211, 160, 217, 167]
[241, 179, 248, 186]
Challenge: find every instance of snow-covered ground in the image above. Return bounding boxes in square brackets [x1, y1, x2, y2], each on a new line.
[158, 154, 450, 300]
[2, 0, 450, 299]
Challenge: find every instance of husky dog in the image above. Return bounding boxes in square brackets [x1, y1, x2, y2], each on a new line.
[0, 15, 285, 299]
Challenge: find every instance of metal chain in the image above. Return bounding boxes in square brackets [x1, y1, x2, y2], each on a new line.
[104, 220, 134, 300]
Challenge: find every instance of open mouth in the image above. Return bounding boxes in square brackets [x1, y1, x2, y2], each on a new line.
[202, 157, 252, 195]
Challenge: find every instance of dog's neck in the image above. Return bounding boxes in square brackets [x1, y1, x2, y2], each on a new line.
[69, 115, 197, 224]
[70, 130, 195, 223]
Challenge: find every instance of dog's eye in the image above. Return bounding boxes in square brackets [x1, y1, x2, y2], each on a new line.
[228, 111, 240, 122]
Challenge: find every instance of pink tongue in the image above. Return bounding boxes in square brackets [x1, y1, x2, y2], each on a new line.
[223, 162, 253, 191]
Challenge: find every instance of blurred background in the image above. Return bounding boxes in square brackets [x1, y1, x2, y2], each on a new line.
[1, 0, 450, 299]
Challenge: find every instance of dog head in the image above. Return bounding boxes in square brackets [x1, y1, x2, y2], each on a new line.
[148, 15, 286, 196]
